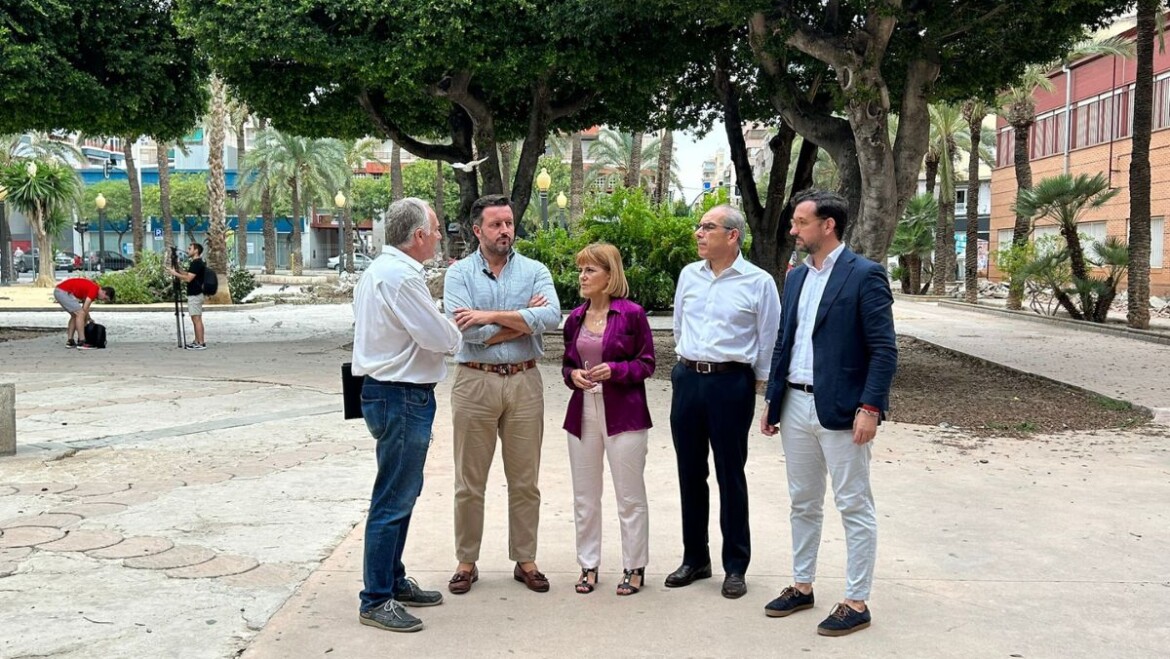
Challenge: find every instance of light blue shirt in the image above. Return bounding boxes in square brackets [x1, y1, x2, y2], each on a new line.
[443, 249, 562, 364]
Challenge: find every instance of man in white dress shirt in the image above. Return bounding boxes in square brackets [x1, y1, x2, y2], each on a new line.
[665, 204, 780, 599]
[351, 198, 463, 633]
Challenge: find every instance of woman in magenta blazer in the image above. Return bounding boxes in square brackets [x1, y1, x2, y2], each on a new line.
[562, 242, 655, 596]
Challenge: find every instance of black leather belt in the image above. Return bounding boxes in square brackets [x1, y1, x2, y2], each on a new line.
[679, 357, 750, 374]
[366, 379, 436, 391]
[787, 382, 814, 393]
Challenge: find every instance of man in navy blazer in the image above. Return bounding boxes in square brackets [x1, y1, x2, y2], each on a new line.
[760, 189, 897, 637]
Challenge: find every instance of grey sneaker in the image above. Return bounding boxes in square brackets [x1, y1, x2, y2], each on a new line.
[395, 577, 444, 607]
[186, 343, 207, 350]
[358, 600, 423, 633]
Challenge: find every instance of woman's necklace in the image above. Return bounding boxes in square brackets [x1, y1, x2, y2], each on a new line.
[588, 307, 609, 328]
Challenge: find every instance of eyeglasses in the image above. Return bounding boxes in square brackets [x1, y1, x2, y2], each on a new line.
[694, 222, 729, 233]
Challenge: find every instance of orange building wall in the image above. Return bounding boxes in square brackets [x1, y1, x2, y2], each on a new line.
[989, 127, 1170, 294]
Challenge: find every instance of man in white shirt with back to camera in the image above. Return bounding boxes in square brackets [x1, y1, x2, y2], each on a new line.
[665, 204, 780, 600]
[351, 197, 462, 634]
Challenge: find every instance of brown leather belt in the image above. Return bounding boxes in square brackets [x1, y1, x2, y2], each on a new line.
[462, 359, 538, 376]
[679, 357, 751, 374]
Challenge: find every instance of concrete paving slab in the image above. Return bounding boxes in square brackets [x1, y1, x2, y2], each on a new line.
[38, 529, 125, 553]
[86, 536, 173, 560]
[123, 545, 216, 570]
[166, 554, 260, 579]
[0, 526, 66, 547]
[2, 298, 1168, 657]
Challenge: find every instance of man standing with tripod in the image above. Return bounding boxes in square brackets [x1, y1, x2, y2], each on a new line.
[167, 242, 208, 350]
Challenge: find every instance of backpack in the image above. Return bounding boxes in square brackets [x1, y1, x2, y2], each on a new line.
[202, 268, 219, 296]
[84, 321, 107, 349]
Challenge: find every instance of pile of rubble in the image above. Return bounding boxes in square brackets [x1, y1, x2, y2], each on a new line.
[1108, 291, 1170, 317]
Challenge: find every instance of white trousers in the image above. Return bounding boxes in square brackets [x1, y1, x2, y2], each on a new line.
[779, 388, 877, 600]
[566, 389, 650, 570]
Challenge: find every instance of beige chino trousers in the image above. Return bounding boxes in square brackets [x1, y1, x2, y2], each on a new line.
[451, 365, 545, 563]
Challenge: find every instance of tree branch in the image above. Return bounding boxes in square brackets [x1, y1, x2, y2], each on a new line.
[357, 89, 465, 162]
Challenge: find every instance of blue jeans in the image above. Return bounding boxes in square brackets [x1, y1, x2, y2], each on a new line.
[359, 378, 436, 612]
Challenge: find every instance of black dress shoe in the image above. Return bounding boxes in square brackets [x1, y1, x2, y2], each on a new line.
[721, 573, 747, 599]
[664, 562, 712, 588]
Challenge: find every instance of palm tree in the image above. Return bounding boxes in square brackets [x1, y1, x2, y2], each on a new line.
[998, 36, 1133, 310]
[241, 129, 344, 275]
[587, 128, 662, 191]
[929, 103, 963, 296]
[624, 132, 644, 188]
[654, 129, 674, 205]
[0, 159, 82, 287]
[155, 138, 175, 252]
[227, 96, 251, 270]
[121, 136, 145, 257]
[1128, 0, 1157, 329]
[546, 131, 587, 221]
[891, 193, 938, 295]
[204, 73, 231, 302]
[390, 143, 404, 201]
[962, 100, 989, 303]
[1015, 172, 1121, 322]
[2, 132, 83, 166]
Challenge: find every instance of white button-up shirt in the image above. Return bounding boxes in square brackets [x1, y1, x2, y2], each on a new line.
[787, 242, 847, 386]
[351, 246, 463, 383]
[673, 253, 781, 382]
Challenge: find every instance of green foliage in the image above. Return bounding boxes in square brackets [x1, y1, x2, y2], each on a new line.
[1, 1, 207, 139]
[400, 161, 461, 221]
[95, 251, 171, 304]
[515, 188, 699, 310]
[228, 268, 258, 304]
[890, 194, 937, 258]
[83, 180, 134, 221]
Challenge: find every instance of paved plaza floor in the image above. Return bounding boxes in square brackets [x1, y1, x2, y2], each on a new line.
[1, 296, 1167, 657]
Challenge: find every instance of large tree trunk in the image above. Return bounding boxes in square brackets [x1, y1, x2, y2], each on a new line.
[206, 74, 231, 303]
[963, 103, 985, 304]
[235, 113, 249, 271]
[570, 132, 585, 221]
[390, 143, 404, 201]
[655, 129, 673, 204]
[715, 58, 797, 284]
[625, 132, 644, 189]
[924, 155, 939, 196]
[1128, 0, 1155, 329]
[158, 138, 174, 252]
[1007, 117, 1035, 310]
[122, 137, 144, 258]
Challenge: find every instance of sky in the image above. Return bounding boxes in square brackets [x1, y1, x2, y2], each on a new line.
[672, 121, 728, 205]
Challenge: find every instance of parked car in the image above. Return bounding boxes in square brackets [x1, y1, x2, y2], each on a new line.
[87, 250, 135, 271]
[55, 251, 82, 272]
[327, 252, 374, 273]
[17, 248, 39, 273]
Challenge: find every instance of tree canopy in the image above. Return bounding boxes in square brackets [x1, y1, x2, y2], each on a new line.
[1, 0, 208, 139]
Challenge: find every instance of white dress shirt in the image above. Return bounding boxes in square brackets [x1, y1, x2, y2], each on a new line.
[673, 252, 781, 382]
[787, 242, 847, 386]
[352, 246, 463, 383]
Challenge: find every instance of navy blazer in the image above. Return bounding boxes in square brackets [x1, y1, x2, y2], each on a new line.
[764, 247, 898, 431]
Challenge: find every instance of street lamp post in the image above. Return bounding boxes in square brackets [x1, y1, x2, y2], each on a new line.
[74, 220, 89, 272]
[0, 185, 11, 285]
[334, 190, 348, 273]
[536, 167, 552, 231]
[95, 193, 107, 273]
[556, 191, 568, 230]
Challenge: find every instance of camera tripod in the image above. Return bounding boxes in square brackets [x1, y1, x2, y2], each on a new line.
[170, 246, 187, 348]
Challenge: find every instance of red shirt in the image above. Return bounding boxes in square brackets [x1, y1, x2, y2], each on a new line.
[57, 278, 100, 302]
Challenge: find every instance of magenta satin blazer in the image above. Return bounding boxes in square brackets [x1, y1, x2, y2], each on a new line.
[561, 297, 655, 437]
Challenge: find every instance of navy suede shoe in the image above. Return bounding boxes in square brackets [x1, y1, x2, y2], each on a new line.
[764, 586, 814, 617]
[817, 603, 871, 636]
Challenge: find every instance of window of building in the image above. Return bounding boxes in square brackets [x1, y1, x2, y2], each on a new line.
[1071, 88, 1131, 149]
[1029, 110, 1065, 160]
[1033, 224, 1062, 254]
[996, 128, 1015, 168]
[1079, 221, 1107, 247]
[1153, 74, 1170, 130]
[955, 189, 967, 213]
[1126, 217, 1165, 268]
[997, 228, 1015, 254]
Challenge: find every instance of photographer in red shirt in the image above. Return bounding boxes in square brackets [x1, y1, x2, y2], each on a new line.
[54, 278, 115, 349]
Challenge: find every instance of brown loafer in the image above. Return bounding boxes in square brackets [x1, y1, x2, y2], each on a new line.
[448, 564, 478, 595]
[513, 563, 550, 592]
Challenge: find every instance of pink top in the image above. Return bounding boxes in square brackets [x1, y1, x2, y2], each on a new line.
[575, 326, 605, 373]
